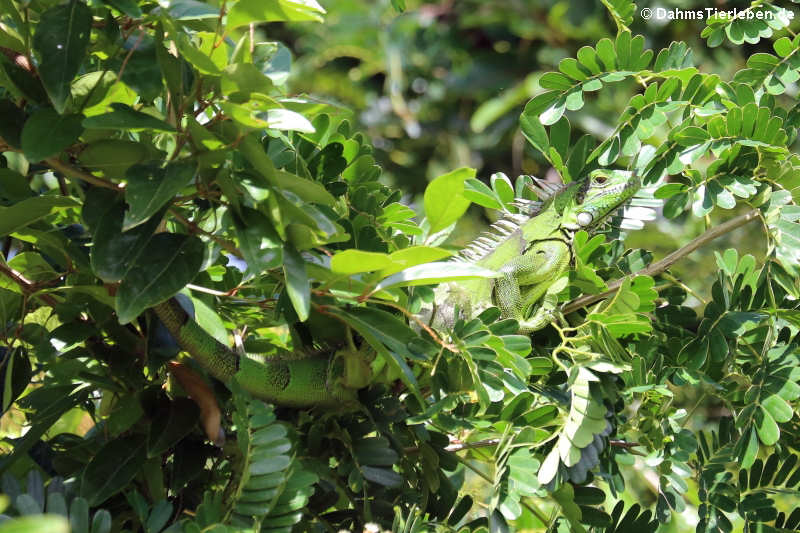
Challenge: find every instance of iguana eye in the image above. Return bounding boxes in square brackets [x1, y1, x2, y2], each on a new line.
[594, 175, 607, 184]
[577, 212, 593, 226]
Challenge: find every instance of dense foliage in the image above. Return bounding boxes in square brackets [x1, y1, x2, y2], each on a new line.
[1, 0, 800, 531]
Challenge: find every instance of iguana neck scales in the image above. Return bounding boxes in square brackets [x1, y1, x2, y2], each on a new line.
[153, 168, 643, 406]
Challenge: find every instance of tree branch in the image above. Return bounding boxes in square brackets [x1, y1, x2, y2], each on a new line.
[0, 262, 59, 307]
[44, 156, 123, 190]
[563, 208, 762, 314]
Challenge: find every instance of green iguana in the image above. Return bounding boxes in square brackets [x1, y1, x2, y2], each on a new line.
[428, 168, 642, 333]
[154, 167, 643, 407]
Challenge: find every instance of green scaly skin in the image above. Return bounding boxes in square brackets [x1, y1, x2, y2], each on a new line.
[432, 168, 640, 332]
[154, 168, 640, 407]
[153, 300, 358, 407]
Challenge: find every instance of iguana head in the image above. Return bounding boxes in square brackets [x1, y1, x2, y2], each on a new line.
[554, 168, 640, 232]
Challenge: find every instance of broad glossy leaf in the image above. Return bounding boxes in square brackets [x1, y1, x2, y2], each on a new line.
[0, 196, 79, 237]
[265, 108, 315, 132]
[78, 139, 148, 179]
[148, 397, 201, 457]
[33, 0, 92, 113]
[123, 161, 196, 230]
[227, 0, 326, 29]
[370, 261, 499, 295]
[463, 178, 503, 209]
[20, 109, 83, 161]
[82, 103, 175, 132]
[233, 207, 282, 274]
[86, 191, 163, 282]
[423, 167, 476, 234]
[378, 246, 452, 277]
[102, 0, 141, 17]
[331, 250, 393, 274]
[282, 245, 310, 321]
[80, 436, 146, 505]
[167, 0, 217, 19]
[116, 234, 205, 324]
[221, 63, 274, 98]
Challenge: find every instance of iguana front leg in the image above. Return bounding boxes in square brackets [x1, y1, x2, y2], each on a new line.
[494, 239, 570, 333]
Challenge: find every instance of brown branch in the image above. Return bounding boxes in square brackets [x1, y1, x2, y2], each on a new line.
[562, 208, 762, 315]
[0, 263, 59, 307]
[44, 157, 122, 190]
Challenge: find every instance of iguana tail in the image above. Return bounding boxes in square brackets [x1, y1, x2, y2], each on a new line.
[152, 300, 358, 408]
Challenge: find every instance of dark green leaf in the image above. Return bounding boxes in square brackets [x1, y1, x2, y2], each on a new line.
[33, 0, 92, 113]
[227, 0, 326, 28]
[116, 234, 205, 324]
[282, 245, 310, 322]
[83, 104, 175, 132]
[0, 196, 80, 237]
[424, 167, 476, 233]
[20, 109, 83, 162]
[80, 436, 147, 506]
[148, 398, 201, 457]
[123, 161, 196, 230]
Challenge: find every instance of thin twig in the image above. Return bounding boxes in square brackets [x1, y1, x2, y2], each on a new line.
[0, 263, 59, 307]
[562, 208, 761, 314]
[45, 157, 123, 190]
[117, 29, 145, 82]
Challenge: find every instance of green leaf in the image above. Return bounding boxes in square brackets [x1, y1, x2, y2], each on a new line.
[232, 207, 283, 274]
[423, 167, 476, 234]
[331, 246, 452, 277]
[80, 436, 147, 506]
[123, 161, 196, 230]
[148, 398, 201, 457]
[0, 196, 80, 237]
[282, 245, 310, 322]
[115, 234, 205, 324]
[221, 63, 274, 98]
[32, 0, 92, 113]
[265, 108, 315, 132]
[82, 104, 175, 132]
[463, 178, 503, 209]
[227, 0, 326, 28]
[167, 0, 217, 20]
[0, 516, 70, 533]
[331, 250, 393, 274]
[20, 109, 83, 162]
[755, 407, 780, 446]
[101, 0, 142, 17]
[78, 139, 148, 179]
[761, 395, 793, 424]
[360, 466, 403, 487]
[85, 190, 163, 282]
[370, 261, 499, 295]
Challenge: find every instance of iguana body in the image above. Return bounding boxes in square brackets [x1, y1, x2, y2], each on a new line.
[154, 300, 358, 407]
[431, 168, 641, 332]
[154, 168, 641, 406]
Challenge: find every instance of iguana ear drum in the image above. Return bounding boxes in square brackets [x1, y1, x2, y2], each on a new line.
[577, 212, 593, 226]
